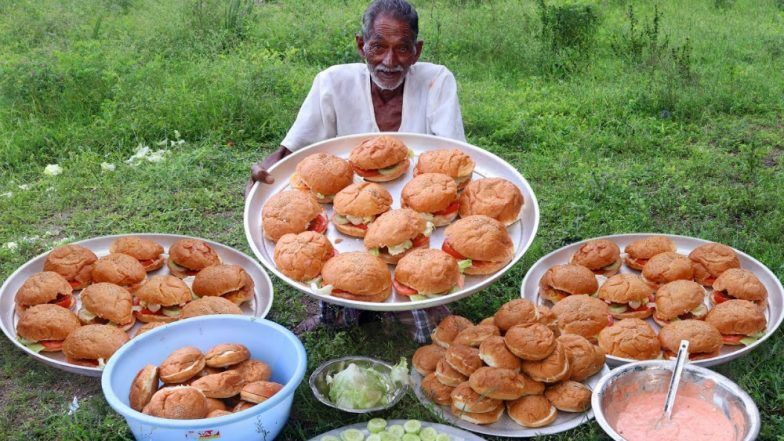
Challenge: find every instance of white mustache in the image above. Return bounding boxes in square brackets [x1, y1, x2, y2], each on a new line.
[375, 66, 404, 74]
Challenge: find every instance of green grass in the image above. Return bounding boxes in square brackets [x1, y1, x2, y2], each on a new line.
[1, 0, 783, 439]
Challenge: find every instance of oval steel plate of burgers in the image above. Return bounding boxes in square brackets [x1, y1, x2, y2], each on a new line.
[520, 233, 784, 367]
[244, 132, 540, 312]
[0, 233, 273, 376]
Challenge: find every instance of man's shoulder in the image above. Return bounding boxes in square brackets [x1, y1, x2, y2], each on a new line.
[409, 62, 453, 80]
[316, 63, 367, 82]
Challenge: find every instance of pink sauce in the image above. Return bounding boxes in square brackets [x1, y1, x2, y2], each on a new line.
[614, 392, 736, 441]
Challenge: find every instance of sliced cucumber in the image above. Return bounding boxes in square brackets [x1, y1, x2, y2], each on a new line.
[369, 248, 380, 257]
[367, 435, 381, 441]
[750, 330, 766, 338]
[340, 428, 365, 441]
[161, 307, 181, 318]
[387, 425, 405, 438]
[608, 304, 628, 314]
[419, 427, 437, 441]
[401, 434, 420, 441]
[334, 214, 350, 225]
[320, 436, 340, 441]
[23, 342, 45, 353]
[403, 420, 421, 434]
[378, 162, 403, 175]
[602, 260, 622, 271]
[387, 240, 413, 256]
[435, 434, 451, 441]
[368, 418, 387, 433]
[740, 337, 758, 346]
[691, 304, 708, 317]
[378, 433, 398, 441]
[78, 308, 97, 322]
[628, 300, 642, 309]
[457, 259, 472, 271]
[423, 221, 435, 237]
[312, 283, 333, 296]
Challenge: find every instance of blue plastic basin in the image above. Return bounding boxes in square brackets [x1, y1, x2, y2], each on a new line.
[101, 315, 306, 441]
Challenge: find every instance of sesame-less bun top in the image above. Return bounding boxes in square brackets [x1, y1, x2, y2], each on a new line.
[16, 304, 81, 342]
[320, 252, 391, 295]
[295, 153, 354, 195]
[458, 178, 524, 226]
[349, 135, 409, 169]
[551, 295, 610, 339]
[63, 324, 129, 361]
[642, 252, 694, 284]
[688, 243, 740, 284]
[168, 239, 221, 271]
[364, 208, 425, 249]
[91, 253, 146, 286]
[81, 283, 134, 325]
[540, 264, 599, 296]
[109, 237, 164, 260]
[705, 300, 766, 336]
[598, 318, 660, 360]
[135, 275, 191, 307]
[43, 244, 97, 282]
[654, 280, 706, 320]
[570, 239, 621, 270]
[273, 232, 335, 282]
[191, 265, 252, 297]
[624, 236, 677, 260]
[401, 173, 458, 213]
[395, 249, 459, 294]
[658, 319, 723, 356]
[333, 182, 392, 217]
[262, 191, 322, 242]
[414, 149, 475, 179]
[180, 296, 242, 319]
[598, 274, 653, 304]
[15, 272, 73, 308]
[712, 268, 767, 301]
[443, 215, 513, 263]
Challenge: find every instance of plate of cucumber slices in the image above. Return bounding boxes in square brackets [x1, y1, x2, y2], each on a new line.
[309, 418, 485, 441]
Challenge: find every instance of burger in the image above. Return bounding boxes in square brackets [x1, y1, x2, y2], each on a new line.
[442, 215, 514, 275]
[504, 323, 556, 361]
[240, 381, 283, 404]
[14, 271, 75, 313]
[414, 149, 475, 190]
[16, 304, 81, 353]
[658, 319, 723, 360]
[332, 182, 392, 237]
[598, 318, 661, 360]
[458, 178, 524, 226]
[43, 244, 98, 290]
[205, 343, 250, 368]
[450, 381, 502, 413]
[273, 231, 336, 283]
[453, 324, 500, 347]
[544, 381, 592, 413]
[478, 336, 522, 371]
[143, 386, 208, 419]
[364, 208, 432, 265]
[641, 252, 694, 288]
[62, 324, 129, 367]
[451, 402, 504, 425]
[506, 395, 557, 428]
[705, 299, 767, 346]
[468, 367, 539, 400]
[570, 239, 622, 276]
[557, 334, 605, 382]
[348, 135, 411, 182]
[431, 315, 473, 348]
[401, 173, 459, 226]
[133, 275, 193, 322]
[130, 365, 159, 412]
[191, 264, 254, 306]
[90, 253, 147, 291]
[412, 344, 446, 376]
[538, 264, 598, 304]
[597, 274, 655, 319]
[711, 268, 767, 310]
[393, 249, 462, 298]
[444, 344, 482, 376]
[78, 283, 136, 331]
[624, 236, 677, 270]
[315, 252, 392, 302]
[689, 242, 740, 286]
[109, 236, 165, 272]
[167, 239, 222, 278]
[421, 373, 454, 406]
[180, 296, 243, 320]
[520, 341, 570, 383]
[262, 191, 327, 243]
[290, 153, 354, 203]
[551, 295, 611, 342]
[159, 346, 206, 384]
[652, 280, 708, 326]
[435, 358, 467, 387]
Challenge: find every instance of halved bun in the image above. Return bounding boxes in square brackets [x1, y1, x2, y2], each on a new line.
[551, 295, 610, 342]
[479, 336, 522, 371]
[205, 343, 250, 368]
[493, 299, 538, 332]
[450, 402, 504, 425]
[506, 395, 558, 428]
[240, 381, 283, 403]
[450, 382, 502, 413]
[143, 386, 207, 419]
[159, 346, 206, 384]
[431, 315, 473, 348]
[191, 371, 244, 399]
[130, 365, 159, 411]
[558, 334, 605, 381]
[504, 323, 556, 361]
[421, 372, 454, 406]
[545, 381, 592, 412]
[520, 341, 570, 383]
[445, 344, 482, 377]
[458, 178, 523, 226]
[412, 344, 445, 376]
[469, 367, 540, 400]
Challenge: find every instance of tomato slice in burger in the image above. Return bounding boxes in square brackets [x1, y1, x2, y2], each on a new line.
[392, 279, 418, 296]
[40, 340, 64, 351]
[441, 241, 466, 260]
[433, 201, 460, 216]
[52, 294, 73, 309]
[713, 290, 731, 304]
[351, 163, 381, 177]
[412, 234, 429, 248]
[138, 259, 155, 267]
[722, 334, 743, 344]
[68, 280, 81, 289]
[308, 213, 328, 234]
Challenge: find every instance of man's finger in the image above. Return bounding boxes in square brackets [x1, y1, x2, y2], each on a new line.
[263, 174, 275, 184]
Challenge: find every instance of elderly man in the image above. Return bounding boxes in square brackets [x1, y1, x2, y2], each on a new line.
[248, 0, 465, 343]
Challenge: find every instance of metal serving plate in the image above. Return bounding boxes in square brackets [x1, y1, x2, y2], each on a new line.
[308, 419, 486, 441]
[519, 233, 784, 367]
[411, 365, 609, 438]
[244, 132, 540, 312]
[0, 233, 274, 377]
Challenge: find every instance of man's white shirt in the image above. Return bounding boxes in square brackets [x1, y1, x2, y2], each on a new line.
[281, 62, 466, 151]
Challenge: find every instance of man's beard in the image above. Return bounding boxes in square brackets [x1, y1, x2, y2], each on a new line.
[368, 63, 406, 90]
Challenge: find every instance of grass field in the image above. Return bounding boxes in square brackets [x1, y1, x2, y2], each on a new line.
[1, 0, 783, 439]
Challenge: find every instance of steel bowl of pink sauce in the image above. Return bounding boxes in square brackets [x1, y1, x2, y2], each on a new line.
[592, 361, 760, 441]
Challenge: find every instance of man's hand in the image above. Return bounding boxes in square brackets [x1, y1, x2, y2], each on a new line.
[244, 146, 291, 198]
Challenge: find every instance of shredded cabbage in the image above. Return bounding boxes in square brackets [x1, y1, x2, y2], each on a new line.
[387, 240, 413, 256]
[326, 358, 408, 409]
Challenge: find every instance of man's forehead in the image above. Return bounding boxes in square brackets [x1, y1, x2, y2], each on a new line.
[367, 14, 415, 44]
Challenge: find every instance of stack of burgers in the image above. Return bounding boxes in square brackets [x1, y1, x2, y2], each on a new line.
[537, 236, 768, 362]
[129, 343, 282, 419]
[14, 236, 256, 368]
[261, 135, 526, 303]
[414, 299, 605, 428]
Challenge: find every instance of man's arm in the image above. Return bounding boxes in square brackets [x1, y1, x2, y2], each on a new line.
[428, 69, 466, 142]
[244, 145, 291, 197]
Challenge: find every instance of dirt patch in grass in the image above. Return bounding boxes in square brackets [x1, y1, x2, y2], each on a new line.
[763, 147, 782, 168]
